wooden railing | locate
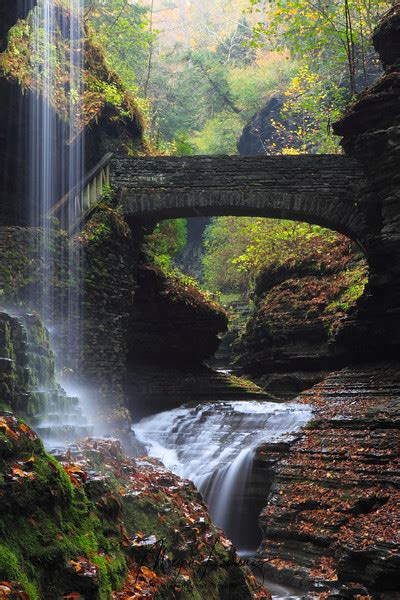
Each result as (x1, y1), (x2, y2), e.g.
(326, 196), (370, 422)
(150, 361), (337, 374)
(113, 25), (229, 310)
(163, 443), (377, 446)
(49, 152), (113, 233)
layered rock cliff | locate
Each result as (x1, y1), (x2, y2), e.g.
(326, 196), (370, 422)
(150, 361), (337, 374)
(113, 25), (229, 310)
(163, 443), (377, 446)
(78, 200), (235, 413)
(333, 3), (400, 355)
(232, 236), (367, 398)
(257, 363), (400, 599)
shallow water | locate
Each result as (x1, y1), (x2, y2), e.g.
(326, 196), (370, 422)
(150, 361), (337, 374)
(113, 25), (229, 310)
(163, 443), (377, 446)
(239, 551), (305, 599)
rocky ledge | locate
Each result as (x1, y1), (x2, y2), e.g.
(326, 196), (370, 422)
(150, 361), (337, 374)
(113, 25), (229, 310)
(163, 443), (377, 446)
(0, 418), (270, 600)
(127, 263), (228, 365)
(232, 237), (367, 398)
(125, 362), (272, 420)
(258, 362), (400, 599)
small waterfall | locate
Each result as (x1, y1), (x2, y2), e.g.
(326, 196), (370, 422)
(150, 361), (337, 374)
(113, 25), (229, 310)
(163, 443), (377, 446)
(24, 0), (88, 430)
(29, 0), (84, 370)
(134, 401), (313, 549)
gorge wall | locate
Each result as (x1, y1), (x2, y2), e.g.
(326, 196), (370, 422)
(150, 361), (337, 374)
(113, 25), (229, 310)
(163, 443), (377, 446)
(0, 0), (145, 226)
(254, 9), (400, 598)
(232, 236), (367, 398)
(333, 3), (400, 355)
(258, 363), (400, 599)
(79, 201), (235, 415)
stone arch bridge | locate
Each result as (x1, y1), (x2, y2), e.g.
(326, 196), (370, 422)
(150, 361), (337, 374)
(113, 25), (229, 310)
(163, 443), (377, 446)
(110, 155), (368, 248)
(109, 152), (397, 356)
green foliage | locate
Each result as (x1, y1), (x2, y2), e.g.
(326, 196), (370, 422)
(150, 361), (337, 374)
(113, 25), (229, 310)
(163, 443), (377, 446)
(246, 0), (392, 151)
(227, 55), (298, 118)
(203, 216), (338, 293)
(85, 0), (154, 92)
(161, 267), (221, 306)
(326, 261), (369, 314)
(145, 219), (188, 270)
(193, 111), (243, 155)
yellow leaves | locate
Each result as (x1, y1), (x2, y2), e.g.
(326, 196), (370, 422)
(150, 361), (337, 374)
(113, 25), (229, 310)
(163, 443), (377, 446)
(68, 559), (82, 574)
(0, 416), (37, 442)
(67, 557), (98, 580)
(63, 463), (87, 487)
(140, 566), (157, 580)
(0, 582), (29, 599)
(0, 417), (20, 440)
(10, 466), (35, 479)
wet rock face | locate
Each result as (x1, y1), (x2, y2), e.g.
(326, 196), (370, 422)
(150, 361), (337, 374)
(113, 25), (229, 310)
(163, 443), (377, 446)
(127, 263), (228, 366)
(124, 362), (270, 420)
(0, 311), (55, 416)
(373, 5), (400, 69)
(257, 363), (400, 598)
(0, 310), (90, 445)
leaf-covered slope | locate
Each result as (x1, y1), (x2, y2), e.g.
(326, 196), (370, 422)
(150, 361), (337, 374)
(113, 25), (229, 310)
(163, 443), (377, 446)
(0, 417), (269, 599)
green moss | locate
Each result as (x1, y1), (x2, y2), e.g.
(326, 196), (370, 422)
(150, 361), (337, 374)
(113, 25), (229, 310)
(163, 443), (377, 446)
(0, 420), (128, 599)
(0, 545), (39, 600)
(0, 8), (145, 147)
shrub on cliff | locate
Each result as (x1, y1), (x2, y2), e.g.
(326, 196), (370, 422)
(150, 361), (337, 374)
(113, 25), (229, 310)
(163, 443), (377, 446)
(0, 1), (146, 153)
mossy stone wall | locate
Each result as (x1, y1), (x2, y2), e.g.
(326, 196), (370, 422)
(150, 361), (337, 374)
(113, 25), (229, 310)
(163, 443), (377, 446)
(0, 311), (55, 418)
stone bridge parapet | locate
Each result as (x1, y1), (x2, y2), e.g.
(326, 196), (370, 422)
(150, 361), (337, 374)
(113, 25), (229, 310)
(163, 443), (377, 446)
(111, 155), (367, 244)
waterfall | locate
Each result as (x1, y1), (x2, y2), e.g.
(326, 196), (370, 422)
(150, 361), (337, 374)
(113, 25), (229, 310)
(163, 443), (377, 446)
(134, 401), (313, 550)
(29, 0), (84, 369)
(23, 0), (89, 442)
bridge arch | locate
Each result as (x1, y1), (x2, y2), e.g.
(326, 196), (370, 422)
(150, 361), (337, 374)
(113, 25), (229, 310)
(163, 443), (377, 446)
(111, 154), (368, 250)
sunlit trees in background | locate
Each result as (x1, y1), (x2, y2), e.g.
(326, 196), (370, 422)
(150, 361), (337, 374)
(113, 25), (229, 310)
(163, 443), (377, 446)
(246, 0), (394, 152)
(85, 0), (380, 297)
(86, 0), (393, 155)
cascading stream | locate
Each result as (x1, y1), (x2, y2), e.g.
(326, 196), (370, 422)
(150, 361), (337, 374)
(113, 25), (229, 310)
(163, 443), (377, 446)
(134, 401), (313, 550)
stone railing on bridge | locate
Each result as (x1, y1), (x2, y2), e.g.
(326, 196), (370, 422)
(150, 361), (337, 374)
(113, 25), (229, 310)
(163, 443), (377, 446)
(111, 154), (367, 244)
(49, 152), (113, 232)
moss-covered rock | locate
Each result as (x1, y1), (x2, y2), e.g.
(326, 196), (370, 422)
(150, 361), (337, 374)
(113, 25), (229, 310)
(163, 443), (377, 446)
(0, 417), (127, 599)
(0, 1), (147, 227)
(0, 418), (269, 599)
(0, 311), (56, 417)
(0, 2), (145, 150)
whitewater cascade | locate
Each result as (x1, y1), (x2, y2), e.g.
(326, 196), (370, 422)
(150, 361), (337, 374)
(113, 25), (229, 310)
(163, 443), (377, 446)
(134, 401), (313, 550)
(29, 0), (84, 367)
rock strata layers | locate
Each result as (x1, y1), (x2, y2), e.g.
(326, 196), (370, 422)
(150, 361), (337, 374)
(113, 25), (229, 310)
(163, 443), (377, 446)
(333, 3), (400, 354)
(258, 362), (400, 599)
(233, 237), (366, 398)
